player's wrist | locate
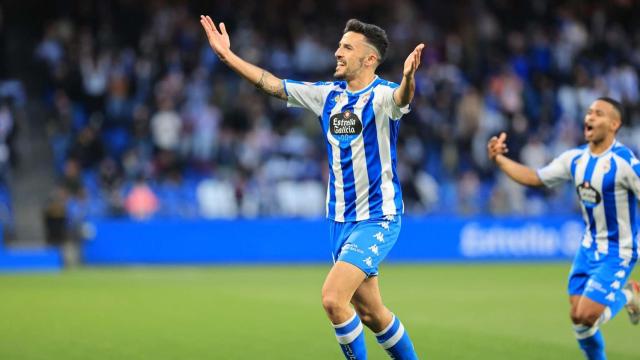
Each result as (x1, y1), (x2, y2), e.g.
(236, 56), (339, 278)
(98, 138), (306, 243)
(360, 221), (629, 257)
(217, 48), (234, 64)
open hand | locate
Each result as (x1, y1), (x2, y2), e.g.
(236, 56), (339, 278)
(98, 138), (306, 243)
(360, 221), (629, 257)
(403, 43), (425, 78)
(487, 132), (509, 161)
(200, 15), (231, 61)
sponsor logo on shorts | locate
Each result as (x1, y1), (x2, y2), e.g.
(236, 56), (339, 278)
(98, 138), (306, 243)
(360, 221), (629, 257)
(373, 232), (385, 243)
(615, 270), (626, 279)
(369, 244), (379, 256)
(342, 243), (363, 254)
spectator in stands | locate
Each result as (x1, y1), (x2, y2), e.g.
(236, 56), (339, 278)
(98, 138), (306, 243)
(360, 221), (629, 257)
(125, 176), (158, 220)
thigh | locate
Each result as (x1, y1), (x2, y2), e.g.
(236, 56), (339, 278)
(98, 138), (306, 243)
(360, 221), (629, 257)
(322, 260), (368, 304)
(337, 215), (401, 277)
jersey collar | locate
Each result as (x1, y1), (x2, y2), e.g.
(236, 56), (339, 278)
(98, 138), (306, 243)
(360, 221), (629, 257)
(344, 76), (380, 96)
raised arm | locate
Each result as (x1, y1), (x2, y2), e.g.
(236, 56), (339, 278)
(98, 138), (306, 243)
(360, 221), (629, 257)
(393, 43), (424, 107)
(200, 15), (287, 100)
(488, 132), (544, 187)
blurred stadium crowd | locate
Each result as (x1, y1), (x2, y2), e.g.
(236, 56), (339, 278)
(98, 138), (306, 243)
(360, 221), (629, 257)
(2, 0), (640, 227)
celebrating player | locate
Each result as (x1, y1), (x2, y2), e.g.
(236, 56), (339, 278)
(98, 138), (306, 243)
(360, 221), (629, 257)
(487, 97), (640, 359)
(201, 16), (422, 359)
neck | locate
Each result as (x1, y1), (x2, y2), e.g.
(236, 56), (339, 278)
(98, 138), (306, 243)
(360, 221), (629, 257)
(346, 73), (376, 92)
(589, 136), (615, 155)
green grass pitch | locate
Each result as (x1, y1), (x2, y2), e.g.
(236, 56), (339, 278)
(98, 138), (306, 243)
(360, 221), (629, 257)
(0, 263), (637, 359)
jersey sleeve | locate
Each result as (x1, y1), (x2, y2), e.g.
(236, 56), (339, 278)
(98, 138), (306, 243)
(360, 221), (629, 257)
(283, 80), (331, 116)
(536, 149), (580, 188)
(375, 84), (410, 120)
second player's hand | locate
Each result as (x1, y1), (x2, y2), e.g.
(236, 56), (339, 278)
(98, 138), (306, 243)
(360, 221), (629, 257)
(200, 15), (231, 61)
(403, 43), (425, 78)
(487, 132), (509, 161)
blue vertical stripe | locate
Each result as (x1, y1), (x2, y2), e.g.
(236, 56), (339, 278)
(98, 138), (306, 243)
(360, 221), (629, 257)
(340, 146), (357, 219)
(582, 156), (599, 251)
(361, 93), (382, 218)
(389, 118), (403, 213)
(323, 91), (340, 219)
(602, 157), (619, 257)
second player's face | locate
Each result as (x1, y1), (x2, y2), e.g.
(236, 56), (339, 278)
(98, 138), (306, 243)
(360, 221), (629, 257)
(583, 100), (619, 144)
(334, 32), (372, 80)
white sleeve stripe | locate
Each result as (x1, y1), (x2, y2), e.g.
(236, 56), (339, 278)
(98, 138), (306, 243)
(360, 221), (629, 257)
(591, 156), (608, 254)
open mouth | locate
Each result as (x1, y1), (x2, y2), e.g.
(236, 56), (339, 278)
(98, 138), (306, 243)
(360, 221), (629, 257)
(584, 124), (594, 135)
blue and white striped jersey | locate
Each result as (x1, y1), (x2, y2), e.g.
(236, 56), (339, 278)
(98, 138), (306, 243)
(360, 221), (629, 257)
(537, 141), (640, 260)
(283, 76), (408, 222)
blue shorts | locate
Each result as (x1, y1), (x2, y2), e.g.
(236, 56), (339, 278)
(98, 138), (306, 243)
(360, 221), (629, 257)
(568, 246), (636, 306)
(329, 215), (401, 277)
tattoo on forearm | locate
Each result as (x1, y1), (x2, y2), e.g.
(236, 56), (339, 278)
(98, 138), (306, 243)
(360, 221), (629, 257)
(255, 70), (287, 100)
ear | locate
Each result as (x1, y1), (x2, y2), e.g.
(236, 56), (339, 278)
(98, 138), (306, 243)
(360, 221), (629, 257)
(365, 53), (378, 67)
(611, 116), (622, 132)
(615, 118), (622, 131)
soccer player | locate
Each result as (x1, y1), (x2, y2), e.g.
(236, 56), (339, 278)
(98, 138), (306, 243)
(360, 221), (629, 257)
(200, 16), (421, 359)
(487, 97), (640, 360)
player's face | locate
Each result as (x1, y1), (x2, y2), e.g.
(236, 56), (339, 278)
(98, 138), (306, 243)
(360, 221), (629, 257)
(334, 32), (376, 80)
(583, 100), (620, 144)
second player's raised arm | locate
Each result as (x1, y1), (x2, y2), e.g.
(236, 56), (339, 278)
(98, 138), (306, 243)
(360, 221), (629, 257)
(393, 43), (424, 107)
(200, 15), (287, 100)
(488, 133), (544, 187)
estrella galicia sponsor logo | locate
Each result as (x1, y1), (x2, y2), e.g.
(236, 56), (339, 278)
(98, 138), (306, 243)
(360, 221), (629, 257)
(459, 221), (582, 258)
(576, 181), (601, 208)
(330, 110), (362, 143)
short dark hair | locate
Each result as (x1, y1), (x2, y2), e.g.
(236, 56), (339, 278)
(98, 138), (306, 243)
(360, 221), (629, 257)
(343, 19), (389, 63)
(596, 96), (625, 124)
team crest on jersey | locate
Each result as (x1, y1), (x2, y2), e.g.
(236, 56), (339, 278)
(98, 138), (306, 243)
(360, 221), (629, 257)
(330, 110), (363, 143)
(576, 181), (601, 208)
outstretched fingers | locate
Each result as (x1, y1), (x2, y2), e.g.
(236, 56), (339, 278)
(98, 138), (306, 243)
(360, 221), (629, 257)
(200, 15), (214, 36)
(413, 43), (424, 69)
(201, 15), (219, 35)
